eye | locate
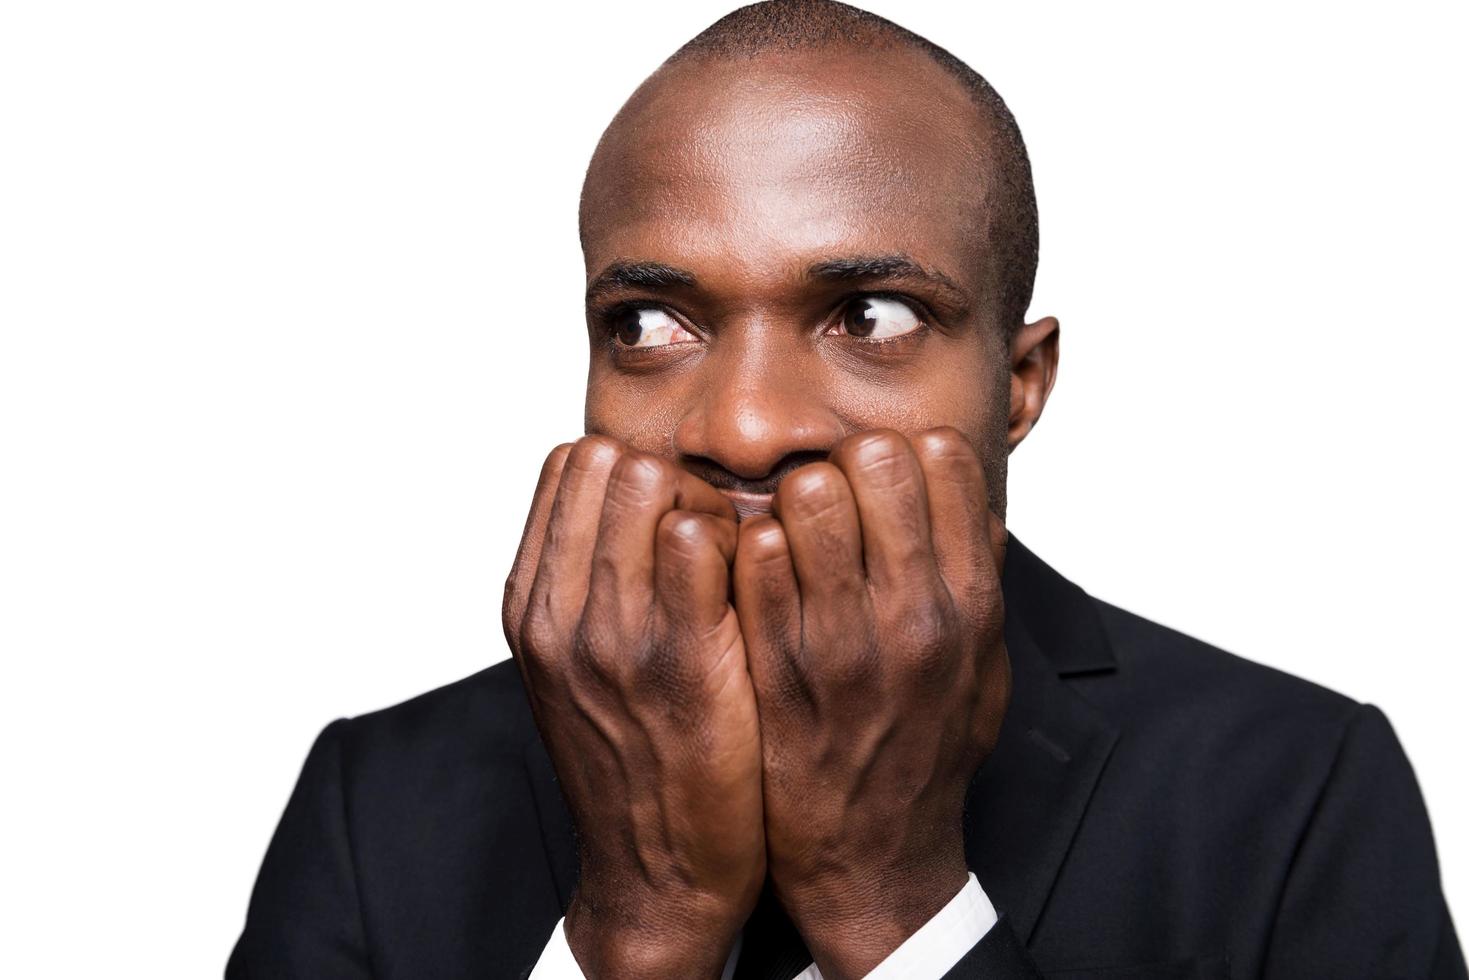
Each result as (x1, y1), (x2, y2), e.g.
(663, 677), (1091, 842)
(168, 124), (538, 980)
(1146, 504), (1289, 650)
(610, 306), (696, 348)
(831, 296), (924, 340)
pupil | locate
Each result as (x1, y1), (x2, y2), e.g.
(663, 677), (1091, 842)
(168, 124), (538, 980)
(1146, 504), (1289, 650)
(846, 300), (877, 337)
(614, 310), (644, 346)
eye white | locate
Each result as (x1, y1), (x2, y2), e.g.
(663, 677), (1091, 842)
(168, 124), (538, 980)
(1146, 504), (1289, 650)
(840, 297), (923, 339)
(615, 307), (695, 348)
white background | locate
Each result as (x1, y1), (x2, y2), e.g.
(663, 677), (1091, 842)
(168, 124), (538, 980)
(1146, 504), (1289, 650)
(2, 1), (1465, 975)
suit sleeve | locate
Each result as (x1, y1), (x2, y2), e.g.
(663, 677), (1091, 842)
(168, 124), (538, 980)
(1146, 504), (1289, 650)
(1263, 704), (1466, 980)
(227, 720), (373, 979)
(939, 916), (1041, 979)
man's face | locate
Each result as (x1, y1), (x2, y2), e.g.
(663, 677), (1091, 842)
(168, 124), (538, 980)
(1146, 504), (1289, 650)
(580, 46), (1018, 520)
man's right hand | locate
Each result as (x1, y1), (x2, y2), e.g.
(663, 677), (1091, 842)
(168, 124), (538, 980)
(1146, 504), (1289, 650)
(502, 437), (765, 979)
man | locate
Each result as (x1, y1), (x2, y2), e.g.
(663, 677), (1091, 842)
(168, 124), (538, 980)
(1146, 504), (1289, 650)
(229, 2), (1464, 977)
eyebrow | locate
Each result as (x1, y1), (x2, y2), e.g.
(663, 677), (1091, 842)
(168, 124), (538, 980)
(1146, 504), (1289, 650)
(806, 254), (972, 314)
(585, 261), (698, 304)
(584, 253), (972, 316)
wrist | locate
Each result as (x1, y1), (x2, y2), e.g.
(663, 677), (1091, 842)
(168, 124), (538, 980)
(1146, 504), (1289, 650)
(780, 858), (970, 980)
(564, 887), (743, 980)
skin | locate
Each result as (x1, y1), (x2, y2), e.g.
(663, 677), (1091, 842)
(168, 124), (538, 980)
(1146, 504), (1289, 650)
(502, 43), (1060, 980)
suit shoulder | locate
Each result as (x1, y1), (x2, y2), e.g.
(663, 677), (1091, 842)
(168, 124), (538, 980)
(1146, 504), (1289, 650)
(1086, 597), (1363, 743)
(284, 661), (563, 965)
(332, 659), (535, 771)
(1069, 599), (1410, 866)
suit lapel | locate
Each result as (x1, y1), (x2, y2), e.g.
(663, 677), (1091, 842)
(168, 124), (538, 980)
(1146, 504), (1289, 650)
(964, 537), (1120, 942)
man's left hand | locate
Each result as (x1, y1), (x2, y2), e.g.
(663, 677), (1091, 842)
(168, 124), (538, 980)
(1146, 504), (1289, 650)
(733, 427), (1011, 980)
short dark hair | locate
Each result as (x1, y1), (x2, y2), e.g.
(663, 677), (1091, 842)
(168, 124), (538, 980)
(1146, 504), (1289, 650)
(666, 0), (1039, 335)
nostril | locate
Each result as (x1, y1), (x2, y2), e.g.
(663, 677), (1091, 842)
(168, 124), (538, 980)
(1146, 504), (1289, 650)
(678, 450), (832, 495)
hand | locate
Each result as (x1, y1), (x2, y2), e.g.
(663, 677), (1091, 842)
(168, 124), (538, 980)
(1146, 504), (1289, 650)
(503, 437), (766, 979)
(733, 427), (1011, 980)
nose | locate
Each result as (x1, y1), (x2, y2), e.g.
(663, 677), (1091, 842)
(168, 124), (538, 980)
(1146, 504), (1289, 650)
(673, 333), (845, 484)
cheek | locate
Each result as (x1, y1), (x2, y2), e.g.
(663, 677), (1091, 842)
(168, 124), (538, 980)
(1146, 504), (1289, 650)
(583, 362), (689, 457)
(828, 347), (1012, 516)
(828, 348), (1007, 451)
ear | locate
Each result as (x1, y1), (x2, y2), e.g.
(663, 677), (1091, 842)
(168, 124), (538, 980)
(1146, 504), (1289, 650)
(1008, 316), (1060, 452)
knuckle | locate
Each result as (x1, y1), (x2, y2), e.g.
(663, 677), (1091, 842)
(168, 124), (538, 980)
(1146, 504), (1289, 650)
(888, 594), (952, 658)
(738, 517), (789, 564)
(657, 509), (711, 555)
(581, 608), (678, 693)
(500, 572), (523, 623)
(837, 429), (915, 484)
(844, 427), (907, 460)
(566, 434), (624, 473)
(913, 426), (974, 462)
(775, 463), (846, 519)
(606, 450), (671, 501)
(587, 545), (623, 595)
(890, 534), (934, 571)
(518, 606), (562, 664)
(542, 441), (575, 473)
(570, 616), (622, 682)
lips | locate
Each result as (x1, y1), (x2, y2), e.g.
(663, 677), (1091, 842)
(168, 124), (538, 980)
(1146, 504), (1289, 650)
(720, 489), (775, 522)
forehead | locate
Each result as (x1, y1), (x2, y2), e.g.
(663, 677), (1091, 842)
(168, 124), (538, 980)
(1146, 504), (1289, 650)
(581, 47), (993, 283)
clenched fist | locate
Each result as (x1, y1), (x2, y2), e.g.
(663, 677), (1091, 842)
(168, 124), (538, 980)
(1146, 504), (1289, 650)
(734, 428), (1010, 980)
(502, 437), (765, 978)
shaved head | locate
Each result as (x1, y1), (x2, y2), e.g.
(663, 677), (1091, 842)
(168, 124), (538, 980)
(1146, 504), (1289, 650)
(581, 0), (1038, 335)
(575, 0), (1062, 522)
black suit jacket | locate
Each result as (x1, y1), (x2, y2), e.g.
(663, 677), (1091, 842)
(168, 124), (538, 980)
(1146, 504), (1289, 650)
(228, 539), (1466, 979)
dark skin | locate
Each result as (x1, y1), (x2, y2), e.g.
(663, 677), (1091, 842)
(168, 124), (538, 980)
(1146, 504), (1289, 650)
(503, 46), (1060, 980)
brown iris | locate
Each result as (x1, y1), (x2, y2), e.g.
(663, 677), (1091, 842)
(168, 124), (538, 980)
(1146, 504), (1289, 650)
(614, 308), (645, 346)
(843, 299), (879, 338)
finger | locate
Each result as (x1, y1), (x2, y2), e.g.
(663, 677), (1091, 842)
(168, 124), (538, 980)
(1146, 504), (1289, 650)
(769, 461), (869, 621)
(502, 443), (573, 655)
(670, 466), (738, 521)
(653, 509), (739, 641)
(732, 516), (806, 707)
(585, 454), (736, 626)
(827, 429), (940, 593)
(910, 427), (996, 604)
(521, 435), (626, 647)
